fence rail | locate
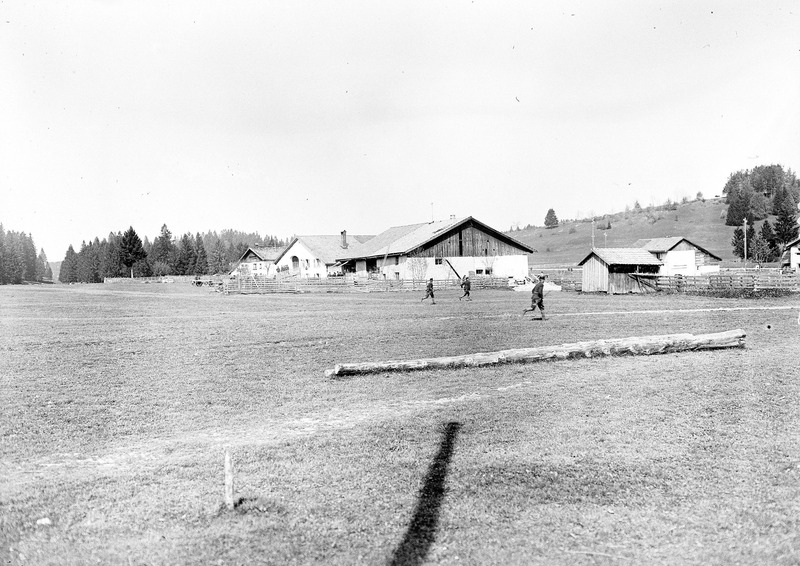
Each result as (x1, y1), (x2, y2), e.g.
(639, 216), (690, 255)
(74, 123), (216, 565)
(654, 271), (799, 293)
(223, 276), (514, 295)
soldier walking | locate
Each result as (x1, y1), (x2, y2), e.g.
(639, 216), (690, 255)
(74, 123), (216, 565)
(459, 275), (471, 301)
(522, 274), (546, 320)
(421, 278), (436, 304)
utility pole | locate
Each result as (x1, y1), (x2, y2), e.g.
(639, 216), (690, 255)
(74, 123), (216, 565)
(591, 219), (596, 248)
(743, 218), (747, 268)
(604, 232), (607, 248)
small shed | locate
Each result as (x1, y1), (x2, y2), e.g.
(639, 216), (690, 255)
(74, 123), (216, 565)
(577, 248), (663, 294)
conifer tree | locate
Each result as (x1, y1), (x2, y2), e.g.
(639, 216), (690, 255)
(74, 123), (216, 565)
(174, 233), (196, 275)
(60, 245), (79, 283)
(731, 227), (745, 260)
(544, 208), (559, 228)
(208, 238), (228, 274)
(36, 248), (49, 281)
(193, 233), (209, 275)
(775, 202), (799, 246)
(759, 220), (778, 261)
(101, 233), (125, 278)
(0, 224), (6, 284)
(119, 227), (147, 278)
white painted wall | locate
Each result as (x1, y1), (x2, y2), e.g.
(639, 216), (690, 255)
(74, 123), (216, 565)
(233, 260), (277, 278)
(274, 241), (328, 278)
(661, 250), (696, 276)
(790, 245), (800, 271)
(360, 255), (529, 280)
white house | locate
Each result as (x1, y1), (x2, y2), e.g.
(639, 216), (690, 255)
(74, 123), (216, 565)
(336, 216), (534, 281)
(633, 237), (722, 276)
(230, 246), (285, 278)
(273, 233), (374, 278)
(783, 235), (800, 271)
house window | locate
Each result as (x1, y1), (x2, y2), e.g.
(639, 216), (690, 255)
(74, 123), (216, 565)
(485, 268), (492, 275)
(476, 269), (484, 275)
(435, 258), (443, 265)
(395, 256), (399, 265)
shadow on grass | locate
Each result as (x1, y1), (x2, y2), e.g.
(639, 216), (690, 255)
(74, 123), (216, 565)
(389, 421), (461, 566)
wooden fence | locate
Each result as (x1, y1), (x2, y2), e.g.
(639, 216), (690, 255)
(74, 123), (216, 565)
(104, 275), (225, 285)
(223, 275), (514, 295)
(654, 270), (799, 294)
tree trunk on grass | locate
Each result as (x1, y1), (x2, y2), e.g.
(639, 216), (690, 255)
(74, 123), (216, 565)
(324, 329), (746, 378)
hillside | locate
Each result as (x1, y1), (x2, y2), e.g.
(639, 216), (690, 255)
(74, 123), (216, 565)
(508, 197), (762, 268)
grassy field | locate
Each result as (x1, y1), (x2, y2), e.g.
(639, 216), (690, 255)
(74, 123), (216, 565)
(2, 283), (799, 565)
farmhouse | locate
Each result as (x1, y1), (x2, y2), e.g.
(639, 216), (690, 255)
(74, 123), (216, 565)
(578, 248), (662, 294)
(783, 235), (800, 271)
(633, 237), (721, 275)
(336, 216), (534, 281)
(231, 246), (285, 278)
(273, 233), (374, 278)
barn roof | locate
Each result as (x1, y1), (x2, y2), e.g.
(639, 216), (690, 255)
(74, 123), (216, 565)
(633, 237), (722, 261)
(275, 234), (374, 265)
(577, 248), (663, 266)
(784, 235), (800, 249)
(238, 246), (285, 262)
(336, 216), (534, 260)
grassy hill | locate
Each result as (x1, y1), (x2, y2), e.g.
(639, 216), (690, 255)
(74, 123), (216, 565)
(507, 197), (764, 268)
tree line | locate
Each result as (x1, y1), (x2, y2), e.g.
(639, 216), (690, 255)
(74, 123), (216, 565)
(0, 225), (51, 284)
(724, 164), (799, 226)
(723, 164), (799, 263)
(58, 225), (287, 283)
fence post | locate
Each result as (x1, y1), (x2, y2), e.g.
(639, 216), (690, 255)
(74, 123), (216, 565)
(224, 449), (235, 511)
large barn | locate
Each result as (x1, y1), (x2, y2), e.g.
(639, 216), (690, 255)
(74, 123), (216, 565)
(578, 248), (663, 294)
(336, 216), (534, 281)
(633, 237), (721, 275)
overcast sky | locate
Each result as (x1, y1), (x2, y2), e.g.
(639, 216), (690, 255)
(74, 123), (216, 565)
(2, 1), (799, 259)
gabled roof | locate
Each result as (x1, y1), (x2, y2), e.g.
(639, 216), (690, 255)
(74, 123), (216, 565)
(633, 237), (722, 261)
(337, 216), (534, 260)
(578, 248), (663, 266)
(237, 246), (285, 263)
(785, 235), (800, 249)
(275, 234), (374, 265)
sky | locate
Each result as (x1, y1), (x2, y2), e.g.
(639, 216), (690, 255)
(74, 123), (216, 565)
(2, 1), (799, 259)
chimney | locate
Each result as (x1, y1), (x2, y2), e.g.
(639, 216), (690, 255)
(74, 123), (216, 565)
(340, 230), (348, 249)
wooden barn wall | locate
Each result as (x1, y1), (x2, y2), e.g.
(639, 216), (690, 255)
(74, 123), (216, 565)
(413, 226), (528, 258)
(581, 256), (608, 292)
(608, 273), (647, 294)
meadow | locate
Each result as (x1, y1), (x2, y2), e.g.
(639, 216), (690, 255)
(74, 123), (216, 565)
(1, 283), (799, 565)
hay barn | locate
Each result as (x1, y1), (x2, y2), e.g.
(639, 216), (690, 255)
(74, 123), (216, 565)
(336, 216), (534, 281)
(578, 248), (663, 294)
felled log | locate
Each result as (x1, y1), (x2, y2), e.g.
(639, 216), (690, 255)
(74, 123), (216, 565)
(324, 329), (745, 378)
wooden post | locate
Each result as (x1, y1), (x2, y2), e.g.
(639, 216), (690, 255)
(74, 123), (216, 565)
(324, 329), (746, 378)
(224, 449), (235, 511)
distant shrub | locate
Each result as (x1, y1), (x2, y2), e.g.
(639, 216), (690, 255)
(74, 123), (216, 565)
(568, 226), (577, 234)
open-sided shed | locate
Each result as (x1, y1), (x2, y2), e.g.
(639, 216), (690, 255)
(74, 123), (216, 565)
(577, 248), (663, 294)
